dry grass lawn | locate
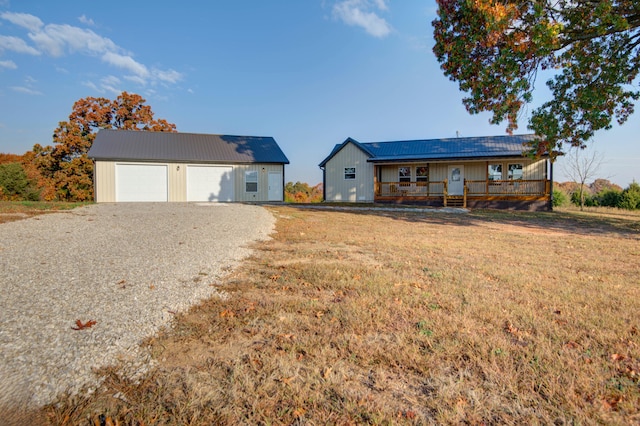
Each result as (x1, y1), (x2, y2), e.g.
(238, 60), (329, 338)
(39, 206), (640, 424)
(0, 201), (87, 224)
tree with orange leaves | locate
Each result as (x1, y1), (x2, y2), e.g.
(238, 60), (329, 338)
(32, 92), (176, 201)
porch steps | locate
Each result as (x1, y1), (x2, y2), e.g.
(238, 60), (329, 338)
(445, 196), (465, 208)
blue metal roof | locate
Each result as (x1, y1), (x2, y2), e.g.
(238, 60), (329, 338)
(89, 129), (290, 164)
(319, 134), (540, 166)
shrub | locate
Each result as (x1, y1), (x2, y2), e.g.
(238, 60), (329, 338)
(570, 189), (596, 207)
(619, 182), (640, 210)
(552, 189), (567, 207)
(0, 162), (39, 200)
(596, 189), (622, 208)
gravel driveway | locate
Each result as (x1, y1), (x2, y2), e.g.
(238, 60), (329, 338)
(0, 203), (274, 410)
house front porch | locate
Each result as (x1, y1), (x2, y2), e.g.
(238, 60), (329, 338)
(375, 179), (551, 210)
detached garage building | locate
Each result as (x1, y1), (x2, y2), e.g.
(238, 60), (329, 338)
(88, 129), (289, 203)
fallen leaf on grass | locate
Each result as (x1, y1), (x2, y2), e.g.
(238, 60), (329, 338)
(277, 333), (296, 341)
(276, 376), (295, 386)
(322, 367), (332, 379)
(602, 395), (622, 410)
(611, 353), (627, 362)
(71, 319), (96, 330)
(219, 309), (236, 318)
(565, 341), (580, 349)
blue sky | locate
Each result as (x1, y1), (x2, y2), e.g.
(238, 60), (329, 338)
(0, 0), (638, 187)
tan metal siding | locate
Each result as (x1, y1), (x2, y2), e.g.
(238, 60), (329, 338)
(376, 159), (546, 182)
(464, 163), (486, 181)
(94, 161), (116, 202)
(483, 158), (546, 180)
(169, 163), (186, 201)
(94, 161), (285, 203)
(233, 164), (284, 202)
(523, 159), (546, 180)
(381, 166), (398, 182)
(429, 164), (448, 181)
(324, 143), (374, 202)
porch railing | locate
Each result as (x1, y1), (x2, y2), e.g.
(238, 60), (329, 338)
(376, 181), (446, 197)
(375, 179), (549, 198)
(466, 179), (549, 196)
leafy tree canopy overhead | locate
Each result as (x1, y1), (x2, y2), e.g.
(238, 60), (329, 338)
(432, 0), (640, 159)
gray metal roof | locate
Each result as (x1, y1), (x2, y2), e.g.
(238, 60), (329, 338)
(319, 134), (541, 166)
(88, 129), (289, 164)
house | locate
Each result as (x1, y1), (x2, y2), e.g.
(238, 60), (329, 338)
(318, 134), (553, 210)
(88, 129), (289, 203)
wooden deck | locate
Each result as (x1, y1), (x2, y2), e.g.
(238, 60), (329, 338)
(374, 179), (551, 210)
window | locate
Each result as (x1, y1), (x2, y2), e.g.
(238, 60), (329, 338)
(399, 167), (411, 182)
(508, 163), (523, 180)
(488, 164), (502, 181)
(416, 166), (428, 182)
(245, 170), (258, 192)
(344, 167), (356, 180)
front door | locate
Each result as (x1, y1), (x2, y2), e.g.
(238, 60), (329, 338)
(268, 171), (282, 201)
(448, 165), (464, 195)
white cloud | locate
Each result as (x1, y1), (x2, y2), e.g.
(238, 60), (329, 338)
(78, 15), (95, 26)
(99, 75), (122, 95)
(0, 12), (183, 88)
(0, 35), (40, 55)
(102, 51), (149, 78)
(154, 68), (182, 84)
(124, 75), (147, 86)
(1, 11), (43, 32)
(28, 24), (118, 57)
(333, 0), (392, 38)
(11, 85), (42, 95)
(372, 0), (388, 11)
(82, 75), (122, 95)
(0, 59), (17, 69)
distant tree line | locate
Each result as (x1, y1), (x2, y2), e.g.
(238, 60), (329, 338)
(284, 181), (323, 203)
(0, 92), (175, 202)
(554, 179), (640, 210)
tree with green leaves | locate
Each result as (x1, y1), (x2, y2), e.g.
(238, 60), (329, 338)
(32, 92), (176, 201)
(433, 0), (640, 158)
(0, 162), (38, 200)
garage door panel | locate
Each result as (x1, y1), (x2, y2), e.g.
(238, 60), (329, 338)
(116, 164), (168, 202)
(187, 166), (234, 202)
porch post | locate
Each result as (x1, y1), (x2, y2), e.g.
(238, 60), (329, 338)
(549, 159), (554, 211)
(374, 165), (378, 197)
(485, 161), (489, 195)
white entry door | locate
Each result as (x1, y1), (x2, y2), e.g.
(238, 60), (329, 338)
(448, 165), (464, 196)
(268, 172), (282, 201)
(116, 164), (168, 202)
(187, 165), (234, 202)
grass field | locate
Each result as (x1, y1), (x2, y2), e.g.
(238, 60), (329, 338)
(25, 205), (640, 424)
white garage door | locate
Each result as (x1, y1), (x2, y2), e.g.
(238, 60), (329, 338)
(116, 164), (168, 202)
(187, 165), (234, 202)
